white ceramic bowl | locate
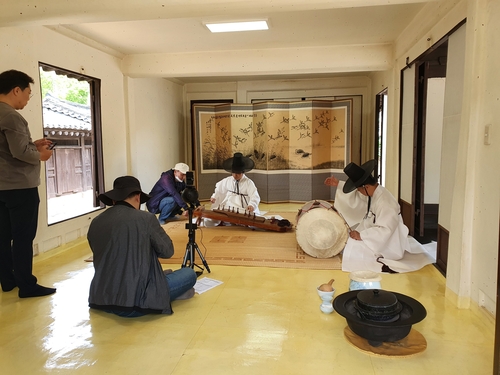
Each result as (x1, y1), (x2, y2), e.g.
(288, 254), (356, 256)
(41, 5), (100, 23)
(349, 270), (382, 291)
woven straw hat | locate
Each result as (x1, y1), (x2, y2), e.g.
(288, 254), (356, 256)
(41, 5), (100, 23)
(296, 200), (348, 258)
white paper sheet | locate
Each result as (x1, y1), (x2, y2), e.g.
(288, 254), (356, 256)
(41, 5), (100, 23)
(194, 277), (223, 294)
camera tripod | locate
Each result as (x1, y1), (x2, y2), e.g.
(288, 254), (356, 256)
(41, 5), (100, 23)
(181, 207), (211, 276)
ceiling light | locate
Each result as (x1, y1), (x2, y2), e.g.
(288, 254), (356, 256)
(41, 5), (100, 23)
(205, 21), (268, 33)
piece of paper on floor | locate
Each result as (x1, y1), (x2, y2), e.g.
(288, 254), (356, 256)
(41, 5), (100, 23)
(194, 277), (223, 294)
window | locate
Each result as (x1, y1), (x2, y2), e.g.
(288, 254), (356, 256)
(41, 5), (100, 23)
(374, 89), (388, 186)
(39, 63), (105, 224)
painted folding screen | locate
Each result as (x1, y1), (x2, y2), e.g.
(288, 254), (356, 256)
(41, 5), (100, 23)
(193, 99), (352, 202)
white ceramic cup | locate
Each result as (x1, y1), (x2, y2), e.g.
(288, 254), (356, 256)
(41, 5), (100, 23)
(316, 287), (335, 314)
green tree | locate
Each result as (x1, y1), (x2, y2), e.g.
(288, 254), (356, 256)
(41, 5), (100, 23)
(39, 68), (89, 105)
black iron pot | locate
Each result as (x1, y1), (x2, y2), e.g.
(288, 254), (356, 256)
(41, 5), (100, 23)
(333, 289), (426, 347)
(354, 289), (403, 322)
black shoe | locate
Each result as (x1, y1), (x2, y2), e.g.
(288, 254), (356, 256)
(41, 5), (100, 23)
(1, 282), (17, 292)
(18, 284), (56, 298)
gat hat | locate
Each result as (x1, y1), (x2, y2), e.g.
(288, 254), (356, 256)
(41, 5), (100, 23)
(98, 176), (150, 206)
(343, 159), (377, 194)
(173, 163), (189, 174)
(223, 152), (254, 173)
(295, 200), (349, 258)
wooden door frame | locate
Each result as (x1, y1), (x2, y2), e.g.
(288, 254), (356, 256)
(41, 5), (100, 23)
(494, 215), (500, 374)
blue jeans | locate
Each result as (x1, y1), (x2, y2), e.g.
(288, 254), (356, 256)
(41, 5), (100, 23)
(158, 196), (180, 224)
(107, 267), (197, 318)
(165, 267), (197, 300)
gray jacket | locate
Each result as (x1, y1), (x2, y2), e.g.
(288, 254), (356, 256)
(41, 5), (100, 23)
(0, 102), (41, 190)
(88, 203), (175, 314)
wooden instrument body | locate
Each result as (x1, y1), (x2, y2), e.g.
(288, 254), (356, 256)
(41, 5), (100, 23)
(193, 208), (293, 232)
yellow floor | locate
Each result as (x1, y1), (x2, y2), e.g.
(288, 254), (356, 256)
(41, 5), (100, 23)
(0, 204), (495, 374)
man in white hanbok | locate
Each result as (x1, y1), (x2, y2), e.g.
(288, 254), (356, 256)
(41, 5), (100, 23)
(325, 160), (433, 273)
(206, 153), (260, 227)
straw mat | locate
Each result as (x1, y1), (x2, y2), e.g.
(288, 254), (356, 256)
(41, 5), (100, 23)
(158, 211), (341, 270)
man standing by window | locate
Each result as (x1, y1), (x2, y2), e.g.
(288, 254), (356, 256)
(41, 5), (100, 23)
(0, 69), (56, 298)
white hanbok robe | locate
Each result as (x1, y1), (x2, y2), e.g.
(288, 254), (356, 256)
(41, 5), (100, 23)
(335, 181), (433, 273)
(210, 175), (261, 214)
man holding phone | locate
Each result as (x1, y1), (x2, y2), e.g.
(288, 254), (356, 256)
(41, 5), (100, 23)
(0, 69), (56, 298)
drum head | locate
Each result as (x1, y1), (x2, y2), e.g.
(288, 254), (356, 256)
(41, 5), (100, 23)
(296, 207), (348, 258)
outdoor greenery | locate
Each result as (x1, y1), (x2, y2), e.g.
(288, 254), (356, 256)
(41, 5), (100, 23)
(39, 68), (90, 105)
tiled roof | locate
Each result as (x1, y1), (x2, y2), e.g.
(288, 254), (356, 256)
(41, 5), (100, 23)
(42, 92), (91, 131)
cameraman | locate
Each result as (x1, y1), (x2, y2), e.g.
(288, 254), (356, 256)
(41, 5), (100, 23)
(147, 163), (192, 224)
(88, 176), (197, 317)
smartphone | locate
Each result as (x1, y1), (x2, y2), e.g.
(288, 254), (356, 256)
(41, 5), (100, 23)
(48, 142), (57, 150)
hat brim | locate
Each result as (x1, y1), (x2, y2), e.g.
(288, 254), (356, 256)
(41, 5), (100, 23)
(222, 156), (254, 173)
(343, 160), (377, 193)
(99, 190), (150, 206)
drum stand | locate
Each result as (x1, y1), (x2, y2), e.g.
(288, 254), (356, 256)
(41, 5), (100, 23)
(182, 207), (211, 277)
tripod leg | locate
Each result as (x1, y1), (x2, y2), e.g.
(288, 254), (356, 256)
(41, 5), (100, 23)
(182, 242), (194, 269)
(194, 243), (211, 273)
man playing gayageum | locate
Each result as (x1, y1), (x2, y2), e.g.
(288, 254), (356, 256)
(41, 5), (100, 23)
(210, 152), (261, 214)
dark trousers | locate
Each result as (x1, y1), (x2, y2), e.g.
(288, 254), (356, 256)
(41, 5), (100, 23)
(0, 188), (39, 290)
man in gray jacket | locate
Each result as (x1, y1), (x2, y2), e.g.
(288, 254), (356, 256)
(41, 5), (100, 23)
(87, 176), (197, 317)
(0, 69), (55, 298)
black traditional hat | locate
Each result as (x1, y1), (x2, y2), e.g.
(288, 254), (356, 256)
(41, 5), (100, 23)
(342, 159), (377, 193)
(98, 176), (150, 206)
(223, 152), (254, 173)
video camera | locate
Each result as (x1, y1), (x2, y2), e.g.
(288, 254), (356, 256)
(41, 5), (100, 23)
(181, 171), (199, 208)
(180, 171), (210, 274)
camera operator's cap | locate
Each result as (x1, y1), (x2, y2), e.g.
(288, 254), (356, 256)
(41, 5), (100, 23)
(223, 152), (254, 173)
(98, 176), (151, 206)
(342, 159), (377, 193)
(174, 162), (189, 174)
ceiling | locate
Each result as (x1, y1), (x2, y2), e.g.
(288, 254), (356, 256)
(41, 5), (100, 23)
(1, 0), (432, 82)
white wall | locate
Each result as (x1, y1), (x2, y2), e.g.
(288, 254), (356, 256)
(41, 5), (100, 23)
(424, 78), (445, 204)
(0, 26), (127, 253)
(439, 26), (466, 233)
(0, 26), (185, 254)
(446, 0), (500, 313)
(392, 0), (500, 313)
(125, 77), (184, 192)
(468, 0), (500, 315)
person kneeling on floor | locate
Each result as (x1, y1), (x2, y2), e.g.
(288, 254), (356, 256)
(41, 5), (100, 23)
(87, 175), (197, 317)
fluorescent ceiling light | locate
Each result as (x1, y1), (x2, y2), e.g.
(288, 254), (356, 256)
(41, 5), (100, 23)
(205, 20), (268, 33)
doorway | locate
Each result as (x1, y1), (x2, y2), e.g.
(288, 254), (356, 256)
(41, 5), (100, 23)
(413, 43), (447, 245)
